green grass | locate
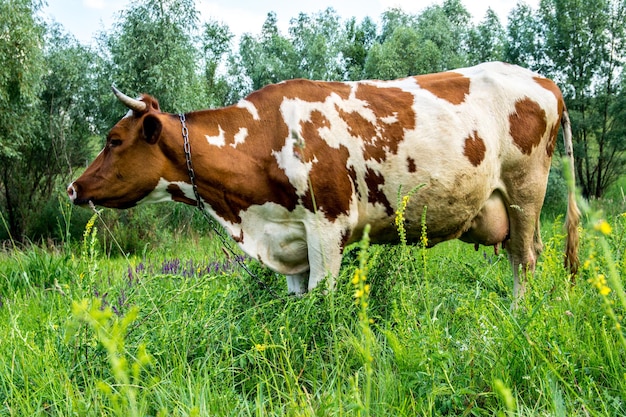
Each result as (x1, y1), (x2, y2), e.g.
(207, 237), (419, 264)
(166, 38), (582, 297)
(1, 208), (625, 416)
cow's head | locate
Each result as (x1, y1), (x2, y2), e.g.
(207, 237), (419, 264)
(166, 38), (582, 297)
(68, 87), (169, 208)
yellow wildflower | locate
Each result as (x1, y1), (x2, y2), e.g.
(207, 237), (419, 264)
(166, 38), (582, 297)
(594, 219), (612, 235)
(588, 274), (611, 296)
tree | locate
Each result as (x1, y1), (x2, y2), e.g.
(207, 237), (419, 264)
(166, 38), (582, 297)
(0, 0), (45, 239)
(202, 20), (234, 107)
(467, 8), (505, 65)
(415, 0), (470, 71)
(505, 3), (545, 70)
(364, 1), (471, 79)
(364, 26), (440, 79)
(40, 25), (101, 182)
(238, 12), (299, 91)
(288, 8), (346, 80)
(104, 0), (205, 116)
(540, 0), (626, 198)
(343, 17), (377, 81)
(378, 8), (417, 43)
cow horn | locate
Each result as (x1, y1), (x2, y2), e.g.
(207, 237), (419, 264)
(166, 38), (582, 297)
(111, 85), (147, 112)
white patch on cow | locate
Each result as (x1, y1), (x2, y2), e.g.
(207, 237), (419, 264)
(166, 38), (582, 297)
(237, 99), (260, 120)
(205, 126), (226, 147)
(232, 127), (248, 147)
(366, 77), (420, 91)
(381, 113), (399, 124)
(139, 178), (194, 204)
(272, 138), (314, 195)
(216, 202), (356, 293)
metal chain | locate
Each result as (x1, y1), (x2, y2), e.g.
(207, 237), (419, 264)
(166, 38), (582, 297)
(180, 114), (205, 213)
(178, 114), (283, 298)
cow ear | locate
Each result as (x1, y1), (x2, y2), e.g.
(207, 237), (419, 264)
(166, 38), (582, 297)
(142, 114), (162, 144)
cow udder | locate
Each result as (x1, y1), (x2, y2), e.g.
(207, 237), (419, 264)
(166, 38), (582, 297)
(459, 190), (509, 248)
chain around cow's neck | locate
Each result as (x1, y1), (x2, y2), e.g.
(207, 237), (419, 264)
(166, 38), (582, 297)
(179, 113), (206, 213)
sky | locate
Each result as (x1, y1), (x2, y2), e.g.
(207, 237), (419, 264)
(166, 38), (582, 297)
(43, 0), (539, 46)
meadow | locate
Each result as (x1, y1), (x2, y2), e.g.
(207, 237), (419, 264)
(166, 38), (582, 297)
(1, 191), (625, 416)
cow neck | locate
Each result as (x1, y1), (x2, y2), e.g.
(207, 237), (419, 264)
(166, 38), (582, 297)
(176, 114), (282, 299)
(174, 111), (246, 225)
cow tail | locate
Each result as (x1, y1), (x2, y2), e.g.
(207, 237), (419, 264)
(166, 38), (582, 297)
(561, 108), (580, 278)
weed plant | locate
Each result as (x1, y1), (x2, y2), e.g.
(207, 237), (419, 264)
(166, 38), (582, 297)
(1, 196), (625, 415)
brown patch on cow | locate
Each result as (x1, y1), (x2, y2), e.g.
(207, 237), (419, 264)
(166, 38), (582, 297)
(407, 157), (417, 173)
(340, 229), (352, 251)
(364, 167), (393, 216)
(463, 131), (486, 167)
(250, 79), (352, 104)
(347, 165), (362, 202)
(299, 110), (353, 220)
(533, 76), (565, 157)
(509, 98), (547, 155)
(337, 83), (415, 162)
(167, 183), (196, 205)
(336, 105), (386, 161)
(415, 71), (470, 105)
(533, 77), (564, 111)
(232, 229), (244, 243)
(546, 123), (559, 157)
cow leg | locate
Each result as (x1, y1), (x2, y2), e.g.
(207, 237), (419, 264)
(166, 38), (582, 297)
(533, 216), (543, 257)
(509, 216), (544, 307)
(306, 242), (343, 292)
(304, 222), (348, 292)
(506, 206), (540, 305)
(286, 273), (308, 295)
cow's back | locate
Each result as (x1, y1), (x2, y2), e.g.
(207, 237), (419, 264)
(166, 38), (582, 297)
(270, 63), (561, 246)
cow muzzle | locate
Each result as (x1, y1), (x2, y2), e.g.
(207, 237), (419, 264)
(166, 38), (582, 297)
(67, 183), (77, 203)
(67, 182), (91, 206)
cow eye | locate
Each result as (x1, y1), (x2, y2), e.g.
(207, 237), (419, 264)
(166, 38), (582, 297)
(109, 138), (123, 148)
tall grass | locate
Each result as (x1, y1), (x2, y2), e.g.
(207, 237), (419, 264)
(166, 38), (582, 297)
(1, 198), (625, 415)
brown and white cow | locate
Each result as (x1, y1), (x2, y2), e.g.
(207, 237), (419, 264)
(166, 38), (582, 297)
(68, 62), (579, 299)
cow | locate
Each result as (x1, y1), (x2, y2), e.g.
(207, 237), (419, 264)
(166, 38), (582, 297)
(68, 62), (580, 301)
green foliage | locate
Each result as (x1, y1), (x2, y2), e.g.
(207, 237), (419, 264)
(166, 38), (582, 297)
(68, 299), (153, 417)
(0, 0), (45, 161)
(505, 3), (545, 70)
(202, 20), (234, 107)
(539, 0), (626, 198)
(0, 0), (46, 238)
(343, 17), (377, 81)
(544, 165), (569, 217)
(2, 194), (626, 415)
(104, 0), (205, 115)
(4, 0), (626, 242)
(289, 8), (347, 81)
(237, 12), (299, 91)
(466, 8), (506, 65)
(365, 26), (437, 79)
